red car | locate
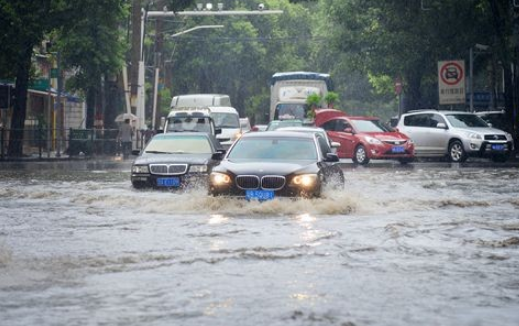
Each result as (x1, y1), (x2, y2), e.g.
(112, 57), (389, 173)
(314, 109), (415, 164)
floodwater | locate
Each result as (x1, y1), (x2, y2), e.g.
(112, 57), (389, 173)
(1, 160), (518, 326)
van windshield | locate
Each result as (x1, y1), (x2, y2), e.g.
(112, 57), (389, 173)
(212, 113), (240, 128)
(166, 117), (212, 133)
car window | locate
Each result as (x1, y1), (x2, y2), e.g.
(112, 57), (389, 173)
(430, 114), (446, 127)
(166, 117), (212, 133)
(404, 114), (433, 128)
(445, 114), (489, 128)
(212, 112), (240, 128)
(228, 138), (318, 161)
(350, 119), (390, 132)
(321, 120), (336, 131)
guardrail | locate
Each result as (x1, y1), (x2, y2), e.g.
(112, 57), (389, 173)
(0, 127), (153, 161)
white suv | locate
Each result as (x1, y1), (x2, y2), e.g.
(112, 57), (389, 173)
(396, 110), (514, 162)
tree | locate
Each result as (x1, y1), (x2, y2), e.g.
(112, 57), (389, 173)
(324, 91), (339, 109)
(57, 0), (127, 129)
(323, 0), (494, 111)
(0, 0), (83, 156)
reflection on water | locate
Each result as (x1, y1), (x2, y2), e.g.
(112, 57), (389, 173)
(0, 164), (519, 326)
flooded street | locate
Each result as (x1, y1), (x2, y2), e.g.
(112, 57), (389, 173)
(1, 160), (518, 326)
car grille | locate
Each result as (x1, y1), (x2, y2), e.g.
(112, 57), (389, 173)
(261, 176), (285, 190)
(484, 134), (506, 141)
(236, 175), (260, 189)
(383, 140), (407, 145)
(149, 164), (188, 175)
(235, 175), (286, 190)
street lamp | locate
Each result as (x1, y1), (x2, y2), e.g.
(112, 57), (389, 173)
(169, 25), (224, 38)
(469, 43), (490, 112)
(150, 24), (224, 129)
(136, 8), (283, 131)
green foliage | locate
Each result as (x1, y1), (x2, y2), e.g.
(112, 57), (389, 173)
(324, 91), (339, 107)
(322, 0), (495, 110)
(306, 93), (322, 107)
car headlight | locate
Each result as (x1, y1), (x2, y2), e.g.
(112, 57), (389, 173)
(467, 132), (483, 140)
(132, 165), (149, 173)
(365, 136), (383, 145)
(189, 164), (208, 173)
(291, 174), (318, 188)
(234, 131), (242, 140)
(210, 172), (232, 185)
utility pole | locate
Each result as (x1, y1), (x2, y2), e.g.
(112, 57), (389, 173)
(134, 6), (283, 130)
(130, 0), (142, 116)
(151, 0), (165, 130)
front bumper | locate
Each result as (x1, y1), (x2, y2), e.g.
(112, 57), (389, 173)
(464, 140), (513, 157)
(131, 173), (208, 189)
(209, 183), (322, 198)
(368, 144), (415, 160)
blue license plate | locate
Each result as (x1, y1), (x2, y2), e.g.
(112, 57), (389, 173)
(157, 177), (180, 187)
(491, 144), (505, 151)
(392, 146), (405, 153)
(246, 190), (275, 201)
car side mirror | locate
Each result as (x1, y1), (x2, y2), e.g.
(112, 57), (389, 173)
(325, 153), (340, 162)
(436, 122), (447, 129)
(131, 149), (141, 156)
(211, 150), (226, 160)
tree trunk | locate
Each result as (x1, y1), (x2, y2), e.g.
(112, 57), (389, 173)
(7, 44), (33, 156)
(86, 86), (96, 129)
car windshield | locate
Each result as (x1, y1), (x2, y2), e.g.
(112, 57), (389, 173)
(144, 136), (212, 154)
(266, 120), (304, 131)
(211, 113), (240, 128)
(446, 114), (489, 128)
(276, 104), (306, 120)
(166, 117), (212, 133)
(228, 137), (318, 161)
(350, 119), (391, 132)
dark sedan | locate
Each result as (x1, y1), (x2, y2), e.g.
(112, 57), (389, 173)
(209, 131), (345, 200)
(131, 133), (224, 189)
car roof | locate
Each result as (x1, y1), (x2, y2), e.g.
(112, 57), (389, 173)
(403, 110), (476, 115)
(277, 126), (325, 132)
(153, 132), (210, 139)
(242, 130), (315, 140)
(475, 110), (505, 115)
(207, 106), (238, 113)
(167, 108), (211, 118)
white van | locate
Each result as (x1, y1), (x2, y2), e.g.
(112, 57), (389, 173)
(170, 94), (231, 109)
(208, 106), (241, 149)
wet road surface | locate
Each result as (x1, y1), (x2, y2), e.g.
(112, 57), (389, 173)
(1, 159), (518, 326)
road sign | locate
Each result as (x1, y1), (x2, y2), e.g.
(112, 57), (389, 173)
(438, 60), (465, 105)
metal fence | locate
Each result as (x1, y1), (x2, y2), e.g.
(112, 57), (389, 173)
(0, 127), (150, 161)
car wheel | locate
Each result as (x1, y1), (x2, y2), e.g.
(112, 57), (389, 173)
(491, 154), (509, 163)
(353, 145), (370, 165)
(448, 140), (467, 163)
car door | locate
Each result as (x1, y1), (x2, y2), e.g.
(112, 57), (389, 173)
(320, 119), (356, 158)
(400, 113), (435, 155)
(426, 113), (451, 155)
